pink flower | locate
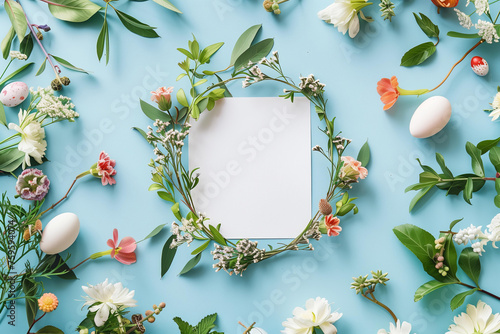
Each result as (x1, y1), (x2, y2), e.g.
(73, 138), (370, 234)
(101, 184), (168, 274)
(107, 229), (137, 265)
(16, 168), (50, 201)
(96, 151), (116, 186)
(339, 156), (368, 183)
(151, 87), (173, 111)
(325, 215), (342, 237)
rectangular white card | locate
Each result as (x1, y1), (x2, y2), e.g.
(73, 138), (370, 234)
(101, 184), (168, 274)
(188, 97), (311, 239)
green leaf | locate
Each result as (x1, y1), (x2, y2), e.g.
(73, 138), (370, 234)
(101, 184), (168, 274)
(51, 55), (88, 73)
(449, 218), (463, 231)
(48, 0), (101, 22)
(0, 148), (24, 172)
(179, 253), (202, 275)
(0, 62), (33, 87)
(22, 277), (38, 326)
(143, 224), (166, 240)
(152, 0), (182, 13)
(394, 224), (456, 282)
(171, 202), (182, 221)
(1, 27), (15, 60)
(413, 13), (440, 38)
(465, 141), (484, 177)
(489, 147), (500, 173)
(200, 42), (224, 64)
(158, 191), (174, 203)
(463, 178), (473, 205)
(477, 137), (500, 154)
(177, 89), (189, 107)
(161, 235), (177, 277)
(96, 18), (109, 63)
(233, 38), (274, 72)
(4, 0), (27, 41)
(230, 24), (262, 66)
(114, 9), (159, 38)
(36, 325), (64, 334)
(148, 183), (163, 191)
(173, 317), (194, 333)
(19, 33), (33, 58)
(450, 288), (479, 311)
(139, 99), (171, 122)
(209, 224), (227, 246)
(459, 247), (481, 286)
(401, 42), (436, 67)
(35, 58), (47, 76)
(444, 233), (458, 277)
(409, 185), (433, 212)
(357, 141), (370, 167)
(194, 313), (217, 334)
(436, 153), (453, 178)
(494, 195), (500, 208)
(191, 240), (210, 255)
(414, 280), (457, 302)
(0, 102), (6, 127)
(132, 126), (149, 141)
(447, 31), (481, 39)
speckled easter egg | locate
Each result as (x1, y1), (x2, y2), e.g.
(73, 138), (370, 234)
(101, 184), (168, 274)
(0, 82), (29, 107)
(40, 212), (80, 254)
(409, 96), (452, 138)
(471, 56), (489, 76)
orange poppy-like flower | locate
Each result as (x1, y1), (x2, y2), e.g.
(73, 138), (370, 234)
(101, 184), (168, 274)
(431, 0), (459, 8)
(377, 76), (400, 111)
(38, 293), (58, 313)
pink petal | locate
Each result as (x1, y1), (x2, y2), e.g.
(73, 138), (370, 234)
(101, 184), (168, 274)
(118, 237), (137, 253)
(110, 248), (116, 259)
(107, 239), (116, 249)
(113, 229), (118, 245)
(115, 252), (137, 265)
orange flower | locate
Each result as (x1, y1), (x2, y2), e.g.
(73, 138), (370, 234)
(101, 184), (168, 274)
(431, 0), (459, 8)
(377, 76), (400, 111)
(38, 293), (58, 313)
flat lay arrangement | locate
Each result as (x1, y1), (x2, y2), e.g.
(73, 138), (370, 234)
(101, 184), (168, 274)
(1, 0), (500, 333)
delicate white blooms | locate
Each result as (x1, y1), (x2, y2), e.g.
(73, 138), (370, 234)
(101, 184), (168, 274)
(170, 218), (196, 248)
(9, 51), (27, 60)
(475, 20), (499, 44)
(82, 279), (137, 327)
(31, 87), (79, 121)
(454, 9), (472, 29)
(446, 301), (500, 334)
(282, 297), (342, 334)
(470, 0), (490, 16)
(318, 0), (370, 38)
(378, 320), (414, 334)
(8, 110), (47, 168)
(299, 75), (326, 96)
(454, 224), (489, 255)
(487, 213), (500, 247)
(489, 92), (500, 121)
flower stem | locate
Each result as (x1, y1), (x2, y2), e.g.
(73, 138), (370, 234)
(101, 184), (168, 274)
(70, 257), (91, 271)
(429, 39), (484, 92)
(459, 282), (500, 301)
(0, 59), (14, 82)
(362, 292), (398, 323)
(27, 312), (46, 334)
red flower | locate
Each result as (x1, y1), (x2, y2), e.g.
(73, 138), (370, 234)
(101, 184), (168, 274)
(96, 151), (116, 186)
(325, 214), (342, 237)
(107, 229), (137, 265)
(377, 76), (400, 111)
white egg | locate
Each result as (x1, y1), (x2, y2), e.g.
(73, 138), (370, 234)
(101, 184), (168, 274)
(40, 212), (80, 254)
(409, 96), (451, 138)
(0, 82), (29, 107)
(249, 328), (267, 334)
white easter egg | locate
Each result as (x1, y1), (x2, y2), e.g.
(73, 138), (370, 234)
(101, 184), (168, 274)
(249, 328), (267, 334)
(0, 82), (29, 107)
(40, 212), (80, 254)
(409, 96), (451, 138)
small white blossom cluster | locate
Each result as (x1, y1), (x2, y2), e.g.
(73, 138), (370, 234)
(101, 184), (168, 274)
(212, 239), (266, 276)
(170, 218), (197, 248)
(148, 121), (190, 159)
(475, 20), (500, 44)
(454, 9), (472, 29)
(242, 65), (266, 88)
(298, 74), (326, 97)
(456, 1), (498, 44)
(454, 214), (500, 255)
(258, 51), (279, 66)
(10, 51), (27, 60)
(467, 0), (490, 16)
(212, 244), (235, 274)
(332, 136), (351, 153)
(32, 87), (78, 121)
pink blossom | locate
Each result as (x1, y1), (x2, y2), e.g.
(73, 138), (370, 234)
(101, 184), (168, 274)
(16, 168), (50, 201)
(96, 151), (116, 186)
(340, 156), (368, 182)
(106, 229), (137, 265)
(151, 87), (173, 104)
(325, 214), (342, 237)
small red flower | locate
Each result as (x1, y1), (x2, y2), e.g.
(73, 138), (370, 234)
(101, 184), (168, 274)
(377, 76), (400, 111)
(96, 151), (116, 186)
(107, 229), (137, 265)
(325, 214), (342, 237)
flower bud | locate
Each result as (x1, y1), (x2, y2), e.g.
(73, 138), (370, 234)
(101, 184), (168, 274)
(37, 32), (43, 40)
(159, 302), (166, 308)
(60, 76), (70, 86)
(318, 199), (333, 216)
(51, 79), (62, 91)
(262, 0), (273, 11)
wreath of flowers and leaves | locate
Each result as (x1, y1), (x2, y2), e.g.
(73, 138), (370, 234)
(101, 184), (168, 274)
(136, 25), (371, 276)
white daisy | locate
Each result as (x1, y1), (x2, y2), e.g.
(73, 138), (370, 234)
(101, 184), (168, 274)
(447, 301), (500, 334)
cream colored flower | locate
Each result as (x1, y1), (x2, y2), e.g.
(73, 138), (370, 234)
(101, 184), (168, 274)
(489, 92), (500, 121)
(318, 0), (371, 38)
(8, 110), (47, 168)
(446, 301), (500, 334)
(282, 297), (342, 334)
(378, 320), (413, 334)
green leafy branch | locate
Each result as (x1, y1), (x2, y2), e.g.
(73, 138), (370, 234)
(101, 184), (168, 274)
(401, 13), (440, 67)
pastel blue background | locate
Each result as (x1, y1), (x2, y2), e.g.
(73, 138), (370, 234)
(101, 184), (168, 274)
(1, 0), (500, 333)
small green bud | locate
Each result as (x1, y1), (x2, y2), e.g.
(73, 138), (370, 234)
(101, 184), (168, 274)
(51, 79), (62, 91)
(60, 76), (70, 86)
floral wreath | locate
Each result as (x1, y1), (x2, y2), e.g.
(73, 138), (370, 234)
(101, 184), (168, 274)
(136, 25), (370, 276)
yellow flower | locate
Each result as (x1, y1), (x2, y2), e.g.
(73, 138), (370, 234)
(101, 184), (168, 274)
(38, 293), (58, 313)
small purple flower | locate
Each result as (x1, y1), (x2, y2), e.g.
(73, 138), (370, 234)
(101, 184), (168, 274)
(36, 24), (51, 32)
(16, 169), (50, 201)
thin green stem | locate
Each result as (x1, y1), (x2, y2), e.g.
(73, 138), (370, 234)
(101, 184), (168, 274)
(0, 59), (14, 81)
(362, 292), (398, 323)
